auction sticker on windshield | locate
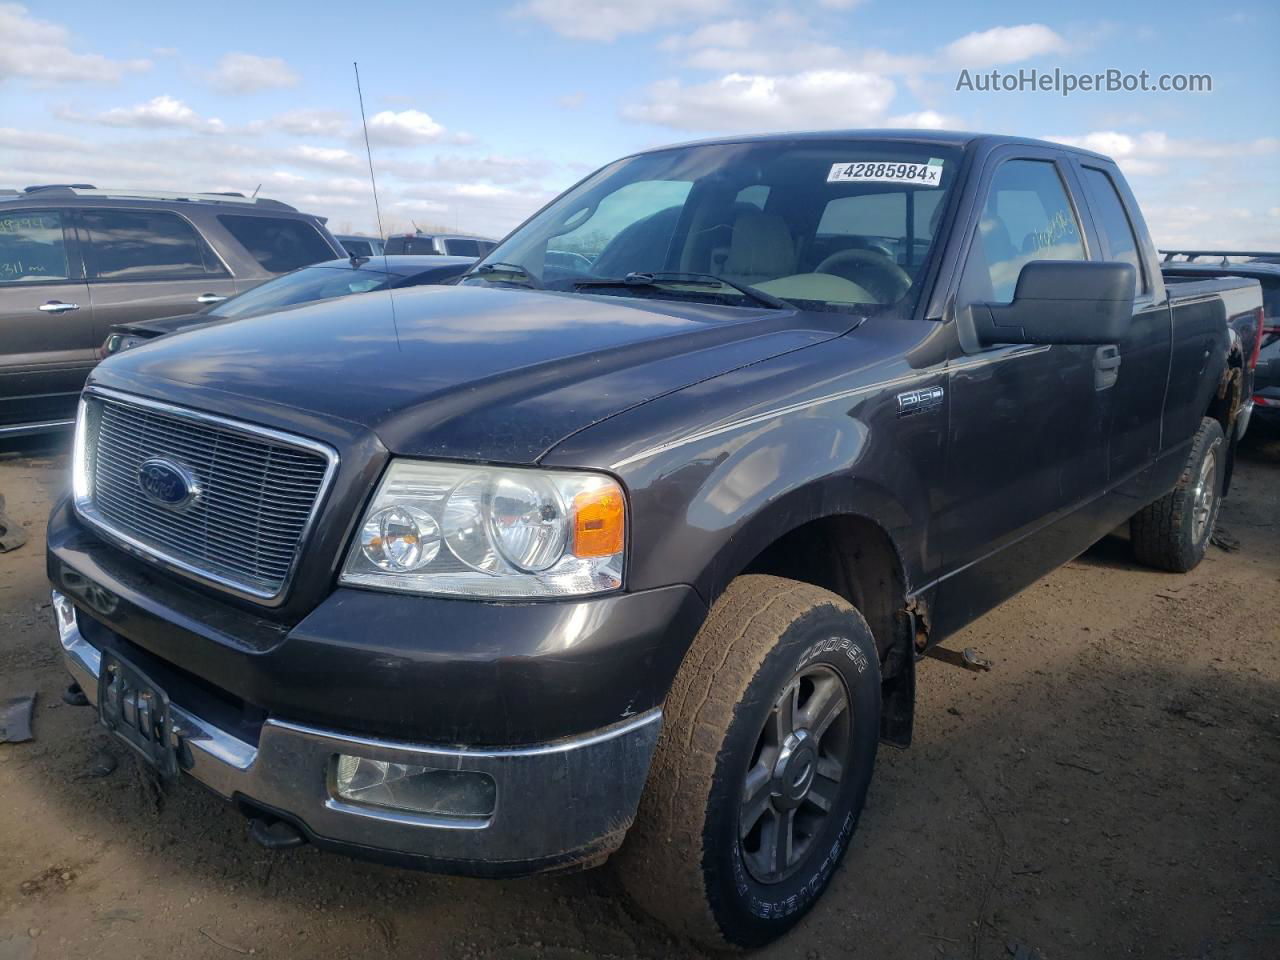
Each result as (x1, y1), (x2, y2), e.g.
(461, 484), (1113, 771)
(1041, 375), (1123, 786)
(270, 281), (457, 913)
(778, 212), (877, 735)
(827, 161), (942, 186)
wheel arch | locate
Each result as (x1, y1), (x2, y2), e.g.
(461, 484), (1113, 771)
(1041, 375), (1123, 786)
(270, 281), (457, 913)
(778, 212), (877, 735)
(699, 486), (923, 747)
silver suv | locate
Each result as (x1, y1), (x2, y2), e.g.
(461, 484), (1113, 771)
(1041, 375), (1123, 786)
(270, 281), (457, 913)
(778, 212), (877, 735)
(382, 232), (496, 257)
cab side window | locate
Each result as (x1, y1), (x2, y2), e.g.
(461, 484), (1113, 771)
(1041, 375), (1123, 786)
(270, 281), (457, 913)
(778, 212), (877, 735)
(959, 159), (1086, 306)
(1081, 166), (1147, 296)
(0, 210), (71, 283)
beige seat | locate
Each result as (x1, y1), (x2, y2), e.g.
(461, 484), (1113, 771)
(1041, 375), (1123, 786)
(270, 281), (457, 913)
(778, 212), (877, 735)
(722, 211), (796, 285)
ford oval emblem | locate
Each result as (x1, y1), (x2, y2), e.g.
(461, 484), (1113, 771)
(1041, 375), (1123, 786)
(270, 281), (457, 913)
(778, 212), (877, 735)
(137, 458), (199, 509)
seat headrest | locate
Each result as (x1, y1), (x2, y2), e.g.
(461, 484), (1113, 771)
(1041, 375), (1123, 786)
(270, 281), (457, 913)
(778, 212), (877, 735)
(723, 211), (796, 282)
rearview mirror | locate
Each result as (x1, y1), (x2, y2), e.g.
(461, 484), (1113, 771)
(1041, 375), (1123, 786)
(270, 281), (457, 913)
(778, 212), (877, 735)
(968, 260), (1136, 346)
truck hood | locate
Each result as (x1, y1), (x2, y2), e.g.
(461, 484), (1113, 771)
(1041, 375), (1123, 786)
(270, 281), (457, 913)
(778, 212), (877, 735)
(90, 284), (854, 463)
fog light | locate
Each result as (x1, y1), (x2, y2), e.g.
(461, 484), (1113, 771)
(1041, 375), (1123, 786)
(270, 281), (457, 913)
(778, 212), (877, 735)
(333, 755), (496, 818)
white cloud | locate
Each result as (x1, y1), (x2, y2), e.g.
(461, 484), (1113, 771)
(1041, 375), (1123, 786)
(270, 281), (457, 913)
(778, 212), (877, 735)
(0, 3), (150, 85)
(270, 108), (349, 137)
(1046, 130), (1280, 176)
(208, 52), (298, 94)
(1140, 203), (1279, 249)
(450, 183), (515, 198)
(61, 95), (226, 133)
(888, 110), (960, 129)
(556, 91), (585, 109)
(387, 153), (552, 185)
(366, 109), (446, 145)
(942, 24), (1067, 68)
(287, 145), (361, 170)
(625, 70), (896, 132)
(817, 0), (866, 8)
(660, 19), (758, 51)
(518, 0), (728, 41)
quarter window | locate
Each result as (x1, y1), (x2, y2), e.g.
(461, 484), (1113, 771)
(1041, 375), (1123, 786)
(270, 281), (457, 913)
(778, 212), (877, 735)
(218, 215), (335, 273)
(1081, 167), (1147, 295)
(960, 159), (1086, 305)
(0, 210), (70, 283)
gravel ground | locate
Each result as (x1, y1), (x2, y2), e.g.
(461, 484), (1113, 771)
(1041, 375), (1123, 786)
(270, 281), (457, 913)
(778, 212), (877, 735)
(1, 431), (1277, 960)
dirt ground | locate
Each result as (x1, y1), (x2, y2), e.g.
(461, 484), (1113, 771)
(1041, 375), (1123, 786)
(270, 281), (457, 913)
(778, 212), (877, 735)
(1, 431), (1277, 960)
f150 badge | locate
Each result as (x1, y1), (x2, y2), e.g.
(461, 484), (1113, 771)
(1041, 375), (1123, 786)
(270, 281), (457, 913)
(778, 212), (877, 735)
(896, 385), (944, 417)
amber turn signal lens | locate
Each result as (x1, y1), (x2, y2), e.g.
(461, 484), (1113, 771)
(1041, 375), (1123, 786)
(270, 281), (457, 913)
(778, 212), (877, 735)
(572, 485), (625, 558)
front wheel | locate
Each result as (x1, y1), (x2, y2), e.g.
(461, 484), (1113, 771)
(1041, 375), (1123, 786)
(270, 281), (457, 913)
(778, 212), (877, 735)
(617, 575), (881, 950)
(1131, 416), (1225, 572)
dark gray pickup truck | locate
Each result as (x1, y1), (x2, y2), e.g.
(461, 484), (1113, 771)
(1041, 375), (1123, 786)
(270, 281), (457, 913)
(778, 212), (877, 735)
(47, 131), (1263, 949)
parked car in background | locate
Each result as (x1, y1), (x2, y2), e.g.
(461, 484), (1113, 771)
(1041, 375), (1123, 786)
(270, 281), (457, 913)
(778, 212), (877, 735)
(383, 232), (497, 257)
(48, 132), (1262, 950)
(0, 185), (344, 436)
(334, 234), (385, 258)
(1161, 251), (1279, 432)
(102, 255), (474, 354)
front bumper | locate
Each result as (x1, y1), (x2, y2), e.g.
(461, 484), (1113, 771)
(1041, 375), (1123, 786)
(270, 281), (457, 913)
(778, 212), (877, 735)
(54, 591), (661, 875)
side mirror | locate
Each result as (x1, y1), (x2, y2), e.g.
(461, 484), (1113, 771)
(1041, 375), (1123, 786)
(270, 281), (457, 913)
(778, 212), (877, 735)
(968, 260), (1136, 346)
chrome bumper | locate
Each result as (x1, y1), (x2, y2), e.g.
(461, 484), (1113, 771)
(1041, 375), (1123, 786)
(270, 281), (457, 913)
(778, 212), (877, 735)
(53, 591), (661, 871)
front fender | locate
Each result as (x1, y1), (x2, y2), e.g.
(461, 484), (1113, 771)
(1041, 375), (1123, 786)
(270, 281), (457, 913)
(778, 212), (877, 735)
(543, 326), (947, 607)
(605, 390), (936, 605)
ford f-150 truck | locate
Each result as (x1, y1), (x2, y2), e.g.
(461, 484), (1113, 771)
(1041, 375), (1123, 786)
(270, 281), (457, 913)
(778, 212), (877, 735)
(47, 131), (1263, 950)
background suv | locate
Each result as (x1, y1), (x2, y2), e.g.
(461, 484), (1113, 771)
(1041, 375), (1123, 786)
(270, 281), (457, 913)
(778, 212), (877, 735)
(0, 185), (344, 435)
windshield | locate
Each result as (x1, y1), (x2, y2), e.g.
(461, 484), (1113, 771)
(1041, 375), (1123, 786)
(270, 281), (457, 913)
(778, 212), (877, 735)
(468, 139), (963, 315)
(211, 264), (392, 318)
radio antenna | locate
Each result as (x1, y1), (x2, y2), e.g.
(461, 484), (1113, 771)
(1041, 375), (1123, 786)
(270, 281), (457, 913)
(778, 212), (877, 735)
(352, 61), (398, 345)
(353, 62), (386, 245)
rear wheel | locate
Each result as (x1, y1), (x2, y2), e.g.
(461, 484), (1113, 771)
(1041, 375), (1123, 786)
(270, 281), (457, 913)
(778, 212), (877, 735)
(618, 575), (881, 950)
(1131, 416), (1225, 573)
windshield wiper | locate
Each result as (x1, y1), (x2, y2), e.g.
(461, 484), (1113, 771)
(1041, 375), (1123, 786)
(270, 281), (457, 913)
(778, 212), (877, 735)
(572, 271), (790, 310)
(462, 261), (542, 288)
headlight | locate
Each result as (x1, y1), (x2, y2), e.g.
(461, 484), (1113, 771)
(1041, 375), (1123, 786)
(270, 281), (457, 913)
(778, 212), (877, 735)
(103, 333), (148, 355)
(340, 459), (625, 598)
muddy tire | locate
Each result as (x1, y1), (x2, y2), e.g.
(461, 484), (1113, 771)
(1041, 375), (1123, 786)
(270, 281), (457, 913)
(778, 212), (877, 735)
(1131, 417), (1225, 573)
(617, 575), (881, 950)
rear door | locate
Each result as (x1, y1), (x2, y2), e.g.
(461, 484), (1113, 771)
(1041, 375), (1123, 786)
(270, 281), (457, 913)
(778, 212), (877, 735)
(1073, 162), (1170, 497)
(78, 206), (237, 335)
(0, 207), (95, 429)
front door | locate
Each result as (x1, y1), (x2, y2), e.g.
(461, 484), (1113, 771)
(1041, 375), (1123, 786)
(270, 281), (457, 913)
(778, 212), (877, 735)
(932, 154), (1113, 636)
(0, 208), (96, 429)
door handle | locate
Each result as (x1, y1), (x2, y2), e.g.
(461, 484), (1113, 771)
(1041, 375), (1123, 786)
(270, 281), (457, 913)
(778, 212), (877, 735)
(1093, 345), (1122, 391)
(196, 293), (228, 304)
(38, 301), (80, 314)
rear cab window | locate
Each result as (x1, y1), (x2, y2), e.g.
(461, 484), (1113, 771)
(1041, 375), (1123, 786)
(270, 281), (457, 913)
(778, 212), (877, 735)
(0, 210), (71, 283)
(443, 238), (481, 257)
(384, 236), (437, 255)
(80, 208), (225, 280)
(218, 215), (334, 274)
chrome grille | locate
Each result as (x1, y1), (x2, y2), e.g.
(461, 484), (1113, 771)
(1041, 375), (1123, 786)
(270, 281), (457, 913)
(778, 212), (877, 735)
(80, 392), (334, 601)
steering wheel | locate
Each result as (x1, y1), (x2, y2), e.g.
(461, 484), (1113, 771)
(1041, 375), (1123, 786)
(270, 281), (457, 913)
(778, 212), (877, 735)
(815, 249), (912, 303)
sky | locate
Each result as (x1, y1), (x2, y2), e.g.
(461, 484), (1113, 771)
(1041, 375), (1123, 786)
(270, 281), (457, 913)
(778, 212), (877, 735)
(1, 0), (1277, 247)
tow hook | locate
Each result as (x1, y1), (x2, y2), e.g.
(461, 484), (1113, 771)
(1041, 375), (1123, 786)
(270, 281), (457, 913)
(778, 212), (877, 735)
(249, 816), (308, 850)
(62, 681), (90, 707)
